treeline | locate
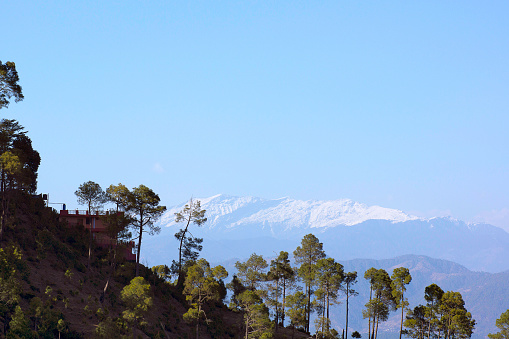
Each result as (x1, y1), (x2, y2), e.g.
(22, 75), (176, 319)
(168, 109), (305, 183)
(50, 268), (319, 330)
(1, 60), (508, 338)
(167, 229), (478, 339)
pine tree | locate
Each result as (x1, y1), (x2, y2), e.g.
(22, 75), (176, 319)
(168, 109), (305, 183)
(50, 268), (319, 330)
(75, 181), (106, 271)
(313, 257), (344, 336)
(424, 283), (444, 339)
(7, 306), (31, 338)
(403, 305), (427, 339)
(489, 309), (509, 339)
(125, 185), (166, 277)
(237, 290), (273, 339)
(286, 291), (307, 338)
(0, 61), (23, 110)
(173, 199), (207, 286)
(183, 259), (228, 339)
(391, 267), (412, 339)
(235, 253), (268, 292)
(266, 251), (294, 331)
(341, 271), (358, 339)
(227, 275), (247, 311)
(363, 268), (395, 339)
(439, 291), (475, 339)
(0, 120), (39, 240)
(120, 277), (153, 337)
(293, 234), (326, 333)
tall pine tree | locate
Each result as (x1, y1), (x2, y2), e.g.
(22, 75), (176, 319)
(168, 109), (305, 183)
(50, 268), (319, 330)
(293, 234), (325, 333)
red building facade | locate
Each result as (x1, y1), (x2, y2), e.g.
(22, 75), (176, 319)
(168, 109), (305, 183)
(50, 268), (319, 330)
(59, 209), (136, 261)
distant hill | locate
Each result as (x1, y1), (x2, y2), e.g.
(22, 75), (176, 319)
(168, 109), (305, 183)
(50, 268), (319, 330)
(141, 194), (509, 338)
(334, 255), (509, 338)
(144, 194), (509, 273)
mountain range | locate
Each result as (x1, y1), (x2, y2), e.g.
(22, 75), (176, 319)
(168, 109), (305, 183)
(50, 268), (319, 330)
(144, 194), (509, 273)
(141, 194), (509, 337)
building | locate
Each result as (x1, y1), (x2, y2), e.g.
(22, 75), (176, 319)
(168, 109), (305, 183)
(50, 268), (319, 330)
(59, 209), (136, 261)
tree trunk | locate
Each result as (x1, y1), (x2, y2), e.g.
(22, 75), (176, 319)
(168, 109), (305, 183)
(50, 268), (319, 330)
(275, 277), (279, 332)
(87, 203), (92, 273)
(427, 301), (433, 339)
(0, 170), (6, 241)
(368, 285), (372, 339)
(326, 287), (330, 334)
(136, 215), (143, 277)
(307, 283), (311, 332)
(196, 301), (200, 339)
(245, 314), (249, 339)
(345, 285), (349, 339)
(400, 293), (404, 339)
(177, 216), (192, 286)
(375, 313), (379, 339)
(282, 280), (286, 328)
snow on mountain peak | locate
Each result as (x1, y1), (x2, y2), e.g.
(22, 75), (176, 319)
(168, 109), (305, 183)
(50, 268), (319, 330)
(159, 194), (418, 233)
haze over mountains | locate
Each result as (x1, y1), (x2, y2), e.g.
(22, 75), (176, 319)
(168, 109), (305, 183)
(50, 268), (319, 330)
(144, 194), (509, 273)
(141, 194), (509, 337)
(336, 255), (509, 338)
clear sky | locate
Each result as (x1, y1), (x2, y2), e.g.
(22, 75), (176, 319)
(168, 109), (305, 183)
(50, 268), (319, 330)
(3, 1), (509, 231)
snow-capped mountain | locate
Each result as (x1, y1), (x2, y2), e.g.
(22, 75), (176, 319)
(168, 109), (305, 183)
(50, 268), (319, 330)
(158, 194), (419, 237)
(141, 194), (509, 338)
(143, 194), (509, 273)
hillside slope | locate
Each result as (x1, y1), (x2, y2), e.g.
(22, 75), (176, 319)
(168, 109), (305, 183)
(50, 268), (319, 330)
(1, 194), (314, 338)
(0, 195), (239, 338)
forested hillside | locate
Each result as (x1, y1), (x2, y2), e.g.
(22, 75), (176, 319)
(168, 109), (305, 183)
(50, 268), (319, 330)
(2, 61), (507, 339)
(0, 63), (310, 338)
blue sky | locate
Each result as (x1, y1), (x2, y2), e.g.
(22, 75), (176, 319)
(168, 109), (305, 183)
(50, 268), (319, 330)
(3, 1), (509, 231)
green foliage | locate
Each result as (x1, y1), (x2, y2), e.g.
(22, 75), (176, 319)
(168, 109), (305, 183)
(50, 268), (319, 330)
(105, 183), (131, 211)
(265, 251), (295, 330)
(75, 181), (106, 213)
(183, 259), (228, 307)
(424, 283), (444, 338)
(286, 291), (307, 331)
(391, 267), (411, 309)
(235, 253), (268, 291)
(27, 295), (64, 338)
(0, 120), (40, 239)
(7, 305), (31, 338)
(227, 274), (247, 311)
(403, 285), (475, 339)
(57, 319), (67, 336)
(95, 316), (128, 338)
(173, 199), (207, 284)
(351, 330), (361, 338)
(64, 269), (73, 281)
(363, 268), (395, 339)
(151, 265), (171, 282)
(125, 184), (166, 276)
(100, 211), (132, 243)
(440, 291), (475, 338)
(120, 276), (153, 330)
(0, 151), (21, 176)
(341, 271), (358, 339)
(403, 305), (427, 339)
(183, 259), (228, 338)
(0, 244), (25, 310)
(313, 257), (344, 336)
(0, 61), (23, 109)
(489, 309), (509, 339)
(391, 267), (412, 339)
(238, 290), (273, 338)
(293, 233), (326, 332)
